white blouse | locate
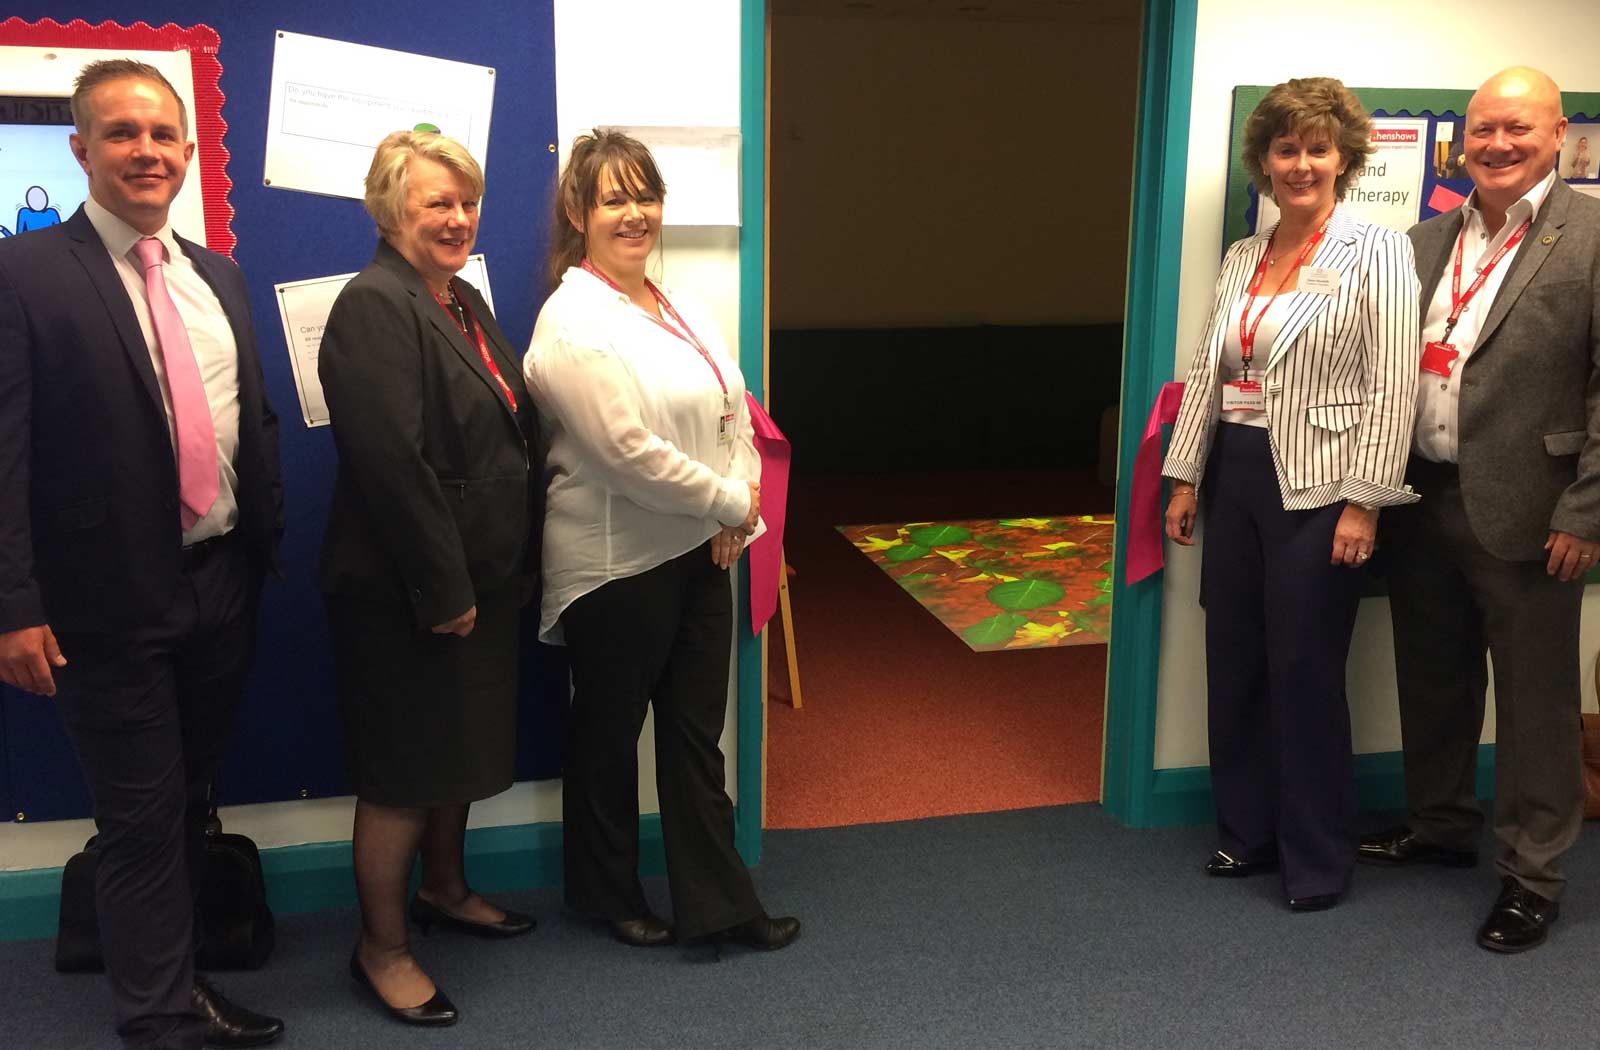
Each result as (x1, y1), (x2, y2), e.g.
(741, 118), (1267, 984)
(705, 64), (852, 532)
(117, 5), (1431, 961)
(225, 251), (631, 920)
(524, 266), (762, 642)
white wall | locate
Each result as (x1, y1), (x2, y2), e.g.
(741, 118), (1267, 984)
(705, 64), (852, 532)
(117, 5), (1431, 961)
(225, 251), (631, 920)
(0, 0), (748, 871)
(1154, 0), (1600, 768)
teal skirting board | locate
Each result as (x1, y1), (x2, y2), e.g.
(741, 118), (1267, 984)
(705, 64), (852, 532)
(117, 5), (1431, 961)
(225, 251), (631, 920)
(0, 815), (667, 944)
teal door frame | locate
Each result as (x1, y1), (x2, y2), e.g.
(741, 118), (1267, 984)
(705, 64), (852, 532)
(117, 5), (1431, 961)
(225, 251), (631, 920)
(1100, 0), (1198, 827)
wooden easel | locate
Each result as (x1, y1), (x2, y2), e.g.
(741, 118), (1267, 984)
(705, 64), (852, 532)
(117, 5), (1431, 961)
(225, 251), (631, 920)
(778, 550), (802, 709)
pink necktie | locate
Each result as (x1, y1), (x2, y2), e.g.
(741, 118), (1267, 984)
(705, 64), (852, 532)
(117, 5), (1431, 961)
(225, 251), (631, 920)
(133, 237), (218, 530)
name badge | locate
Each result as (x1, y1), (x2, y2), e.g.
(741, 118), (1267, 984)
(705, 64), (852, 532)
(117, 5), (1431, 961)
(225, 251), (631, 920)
(1221, 380), (1266, 413)
(1299, 267), (1340, 295)
(1420, 341), (1459, 377)
(718, 411), (737, 445)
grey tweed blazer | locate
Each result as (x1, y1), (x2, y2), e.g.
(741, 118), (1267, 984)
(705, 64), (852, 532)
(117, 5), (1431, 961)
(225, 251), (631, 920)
(1408, 178), (1600, 560)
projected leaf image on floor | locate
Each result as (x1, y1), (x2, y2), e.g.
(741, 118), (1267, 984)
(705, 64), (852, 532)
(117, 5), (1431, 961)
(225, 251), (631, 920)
(837, 516), (1114, 651)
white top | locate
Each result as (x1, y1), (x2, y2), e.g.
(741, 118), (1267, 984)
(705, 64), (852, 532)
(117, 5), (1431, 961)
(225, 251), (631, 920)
(1414, 168), (1558, 463)
(84, 195), (240, 544)
(1215, 291), (1309, 430)
(524, 266), (762, 642)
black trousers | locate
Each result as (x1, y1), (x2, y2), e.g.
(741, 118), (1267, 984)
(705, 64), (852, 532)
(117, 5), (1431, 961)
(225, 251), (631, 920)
(1199, 424), (1366, 899)
(53, 534), (260, 1050)
(1384, 458), (1583, 900)
(560, 541), (762, 939)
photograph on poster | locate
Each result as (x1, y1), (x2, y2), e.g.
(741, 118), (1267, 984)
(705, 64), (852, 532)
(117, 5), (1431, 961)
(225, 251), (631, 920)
(276, 254), (494, 428)
(1562, 122), (1597, 180)
(1431, 117), (1467, 179)
(263, 32), (496, 202)
(0, 99), (81, 239)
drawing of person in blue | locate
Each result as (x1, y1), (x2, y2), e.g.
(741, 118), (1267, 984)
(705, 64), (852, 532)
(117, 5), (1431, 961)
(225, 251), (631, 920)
(15, 186), (63, 233)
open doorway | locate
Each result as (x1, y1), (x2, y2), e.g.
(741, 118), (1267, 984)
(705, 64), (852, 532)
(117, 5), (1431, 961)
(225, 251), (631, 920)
(764, 1), (1143, 829)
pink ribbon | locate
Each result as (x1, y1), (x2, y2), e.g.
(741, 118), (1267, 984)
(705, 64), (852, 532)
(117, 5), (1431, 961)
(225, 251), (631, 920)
(745, 393), (790, 634)
(1124, 381), (1186, 585)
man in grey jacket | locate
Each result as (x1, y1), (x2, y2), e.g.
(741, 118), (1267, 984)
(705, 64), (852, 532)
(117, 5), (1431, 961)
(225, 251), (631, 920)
(1359, 66), (1600, 953)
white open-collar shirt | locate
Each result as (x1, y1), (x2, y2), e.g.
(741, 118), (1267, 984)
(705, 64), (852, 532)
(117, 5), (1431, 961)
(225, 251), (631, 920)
(524, 265), (762, 643)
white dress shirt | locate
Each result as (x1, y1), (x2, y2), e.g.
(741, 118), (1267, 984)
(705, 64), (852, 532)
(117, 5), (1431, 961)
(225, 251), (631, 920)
(525, 266), (762, 643)
(1414, 169), (1558, 463)
(84, 196), (240, 543)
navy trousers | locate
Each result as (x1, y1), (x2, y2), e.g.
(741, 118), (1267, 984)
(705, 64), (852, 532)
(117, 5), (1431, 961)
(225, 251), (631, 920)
(1199, 423), (1366, 899)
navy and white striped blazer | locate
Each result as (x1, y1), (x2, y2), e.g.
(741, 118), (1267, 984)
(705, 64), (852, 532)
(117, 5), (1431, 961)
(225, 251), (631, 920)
(1163, 205), (1422, 511)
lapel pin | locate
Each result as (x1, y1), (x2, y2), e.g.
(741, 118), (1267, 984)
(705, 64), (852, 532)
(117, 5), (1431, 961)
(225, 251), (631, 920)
(1543, 235), (1555, 245)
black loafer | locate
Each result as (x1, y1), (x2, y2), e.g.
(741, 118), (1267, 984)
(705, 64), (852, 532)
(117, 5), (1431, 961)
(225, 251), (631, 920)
(1357, 826), (1477, 867)
(1287, 893), (1340, 912)
(1204, 850), (1278, 878)
(348, 951), (458, 1026)
(410, 893), (536, 938)
(192, 977), (283, 1048)
(719, 913), (801, 951)
(610, 913), (676, 947)
(1477, 877), (1559, 953)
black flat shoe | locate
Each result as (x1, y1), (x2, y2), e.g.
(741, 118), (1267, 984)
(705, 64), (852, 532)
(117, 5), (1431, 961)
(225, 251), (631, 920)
(192, 977), (284, 1048)
(1287, 893), (1340, 912)
(1477, 877), (1558, 953)
(410, 893), (536, 938)
(1204, 850), (1278, 878)
(1357, 826), (1477, 867)
(718, 913), (801, 951)
(348, 950), (459, 1026)
(610, 913), (676, 947)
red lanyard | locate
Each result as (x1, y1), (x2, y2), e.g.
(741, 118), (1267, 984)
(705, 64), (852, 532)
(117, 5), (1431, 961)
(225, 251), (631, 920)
(1238, 210), (1332, 374)
(434, 288), (518, 412)
(1443, 216), (1531, 342)
(581, 258), (729, 402)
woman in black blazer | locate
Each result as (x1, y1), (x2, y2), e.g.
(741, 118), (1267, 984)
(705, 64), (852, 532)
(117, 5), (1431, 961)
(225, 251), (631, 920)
(318, 131), (543, 1026)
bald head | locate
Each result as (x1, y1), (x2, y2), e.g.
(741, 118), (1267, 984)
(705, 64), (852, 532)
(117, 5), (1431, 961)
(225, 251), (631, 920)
(1464, 66), (1568, 220)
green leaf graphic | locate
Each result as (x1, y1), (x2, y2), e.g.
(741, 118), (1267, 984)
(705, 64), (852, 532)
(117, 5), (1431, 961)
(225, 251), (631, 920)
(963, 613), (1029, 647)
(986, 578), (1066, 611)
(884, 543), (932, 564)
(908, 524), (972, 547)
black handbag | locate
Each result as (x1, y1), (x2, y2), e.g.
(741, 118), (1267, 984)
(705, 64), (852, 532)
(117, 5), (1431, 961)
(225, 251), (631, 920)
(55, 802), (276, 973)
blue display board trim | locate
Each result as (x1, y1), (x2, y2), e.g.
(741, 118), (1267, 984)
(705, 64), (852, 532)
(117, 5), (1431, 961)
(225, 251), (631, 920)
(1101, 0), (1197, 826)
(0, 816), (667, 944)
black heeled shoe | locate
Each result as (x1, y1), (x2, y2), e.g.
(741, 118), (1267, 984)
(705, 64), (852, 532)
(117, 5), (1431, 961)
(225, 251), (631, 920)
(348, 950), (459, 1027)
(610, 913), (676, 947)
(410, 893), (536, 938)
(718, 913), (801, 951)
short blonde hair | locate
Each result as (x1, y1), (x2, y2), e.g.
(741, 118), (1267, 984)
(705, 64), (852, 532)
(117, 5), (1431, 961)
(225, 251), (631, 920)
(1242, 77), (1374, 201)
(363, 130), (485, 237)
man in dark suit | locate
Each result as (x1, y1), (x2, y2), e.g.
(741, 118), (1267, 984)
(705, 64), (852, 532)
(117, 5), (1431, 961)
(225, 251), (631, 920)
(1360, 67), (1600, 954)
(0, 61), (285, 1047)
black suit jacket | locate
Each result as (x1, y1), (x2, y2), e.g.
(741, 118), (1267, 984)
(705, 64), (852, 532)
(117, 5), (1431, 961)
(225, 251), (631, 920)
(317, 240), (544, 628)
(0, 206), (283, 634)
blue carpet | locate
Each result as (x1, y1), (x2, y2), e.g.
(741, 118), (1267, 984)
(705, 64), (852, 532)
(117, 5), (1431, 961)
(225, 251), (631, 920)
(4, 804), (1598, 1049)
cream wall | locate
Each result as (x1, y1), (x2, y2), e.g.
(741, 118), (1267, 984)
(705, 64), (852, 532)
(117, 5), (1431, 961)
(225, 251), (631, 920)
(0, 0), (747, 871)
(1154, 0), (1600, 769)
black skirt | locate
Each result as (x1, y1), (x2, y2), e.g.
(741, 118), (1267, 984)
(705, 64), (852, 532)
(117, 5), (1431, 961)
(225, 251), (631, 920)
(326, 587), (519, 806)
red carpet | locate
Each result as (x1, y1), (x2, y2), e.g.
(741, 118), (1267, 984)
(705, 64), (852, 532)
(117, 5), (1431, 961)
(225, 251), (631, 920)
(766, 470), (1110, 830)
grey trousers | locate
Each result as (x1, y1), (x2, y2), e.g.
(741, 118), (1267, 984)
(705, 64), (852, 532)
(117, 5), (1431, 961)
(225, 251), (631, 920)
(1383, 462), (1584, 900)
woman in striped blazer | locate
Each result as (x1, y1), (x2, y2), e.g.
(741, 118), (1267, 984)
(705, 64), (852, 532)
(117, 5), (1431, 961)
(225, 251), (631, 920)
(1161, 78), (1421, 912)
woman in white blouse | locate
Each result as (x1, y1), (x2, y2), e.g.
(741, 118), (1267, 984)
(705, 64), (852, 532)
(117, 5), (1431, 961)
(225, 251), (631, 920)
(1160, 78), (1421, 912)
(524, 130), (799, 952)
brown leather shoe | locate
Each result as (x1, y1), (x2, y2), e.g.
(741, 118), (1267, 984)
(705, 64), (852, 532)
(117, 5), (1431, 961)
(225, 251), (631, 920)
(1356, 826), (1477, 867)
(610, 913), (676, 947)
(719, 913), (801, 951)
(1477, 877), (1558, 953)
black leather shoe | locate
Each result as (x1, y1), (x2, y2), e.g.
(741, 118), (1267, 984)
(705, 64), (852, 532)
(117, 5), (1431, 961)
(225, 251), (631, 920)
(1357, 826), (1477, 867)
(1287, 893), (1340, 912)
(192, 977), (283, 1048)
(348, 950), (459, 1026)
(1477, 877), (1559, 953)
(1204, 850), (1278, 878)
(719, 913), (802, 951)
(610, 913), (676, 947)
(410, 893), (536, 938)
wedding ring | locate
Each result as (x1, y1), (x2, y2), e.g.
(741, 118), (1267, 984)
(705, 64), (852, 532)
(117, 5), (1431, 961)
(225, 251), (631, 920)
(1356, 551), (1369, 561)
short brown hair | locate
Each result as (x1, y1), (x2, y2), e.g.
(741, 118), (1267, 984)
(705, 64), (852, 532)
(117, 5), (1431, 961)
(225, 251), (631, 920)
(72, 59), (188, 138)
(1242, 77), (1374, 201)
(547, 129), (667, 288)
(363, 130), (485, 238)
